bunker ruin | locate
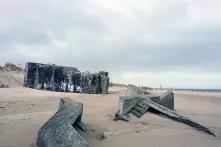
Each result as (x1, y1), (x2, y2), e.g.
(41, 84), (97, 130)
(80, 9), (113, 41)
(23, 62), (109, 94)
(115, 85), (216, 137)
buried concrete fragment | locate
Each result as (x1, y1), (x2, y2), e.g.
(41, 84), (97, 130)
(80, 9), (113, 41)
(115, 95), (216, 137)
(125, 85), (174, 110)
(153, 91), (174, 110)
(115, 85), (215, 136)
(141, 96), (216, 137)
(37, 98), (89, 147)
(115, 96), (142, 121)
(125, 84), (152, 96)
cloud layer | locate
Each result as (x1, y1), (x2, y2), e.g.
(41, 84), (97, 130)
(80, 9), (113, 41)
(1, 0), (221, 88)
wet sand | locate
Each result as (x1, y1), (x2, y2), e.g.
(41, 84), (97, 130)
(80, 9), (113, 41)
(0, 87), (221, 147)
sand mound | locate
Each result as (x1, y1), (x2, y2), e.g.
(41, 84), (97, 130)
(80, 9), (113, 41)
(3, 63), (23, 72)
(0, 63), (24, 87)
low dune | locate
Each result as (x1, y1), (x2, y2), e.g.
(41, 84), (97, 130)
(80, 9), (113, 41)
(0, 71), (24, 87)
(0, 63), (24, 88)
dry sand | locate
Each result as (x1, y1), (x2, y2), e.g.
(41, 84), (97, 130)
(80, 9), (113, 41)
(0, 86), (221, 147)
(0, 71), (24, 87)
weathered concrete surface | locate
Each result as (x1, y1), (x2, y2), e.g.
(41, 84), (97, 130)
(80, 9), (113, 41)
(24, 62), (109, 94)
(159, 91), (174, 110)
(115, 96), (141, 121)
(126, 85), (174, 110)
(126, 84), (151, 96)
(141, 96), (216, 137)
(37, 98), (89, 147)
(151, 91), (174, 110)
(115, 86), (216, 137)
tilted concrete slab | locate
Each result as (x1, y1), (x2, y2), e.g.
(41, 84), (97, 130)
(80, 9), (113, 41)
(125, 85), (174, 110)
(115, 86), (215, 137)
(141, 95), (215, 137)
(159, 91), (174, 110)
(37, 98), (89, 147)
(125, 84), (152, 96)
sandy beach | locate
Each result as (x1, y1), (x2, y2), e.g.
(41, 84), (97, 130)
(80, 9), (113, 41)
(1, 0), (221, 146)
(0, 86), (221, 147)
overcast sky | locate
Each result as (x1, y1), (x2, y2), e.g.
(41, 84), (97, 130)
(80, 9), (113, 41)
(0, 0), (221, 88)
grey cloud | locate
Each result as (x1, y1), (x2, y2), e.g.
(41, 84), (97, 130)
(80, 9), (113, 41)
(0, 0), (221, 88)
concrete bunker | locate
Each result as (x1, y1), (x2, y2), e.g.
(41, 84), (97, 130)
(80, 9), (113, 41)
(23, 62), (109, 94)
